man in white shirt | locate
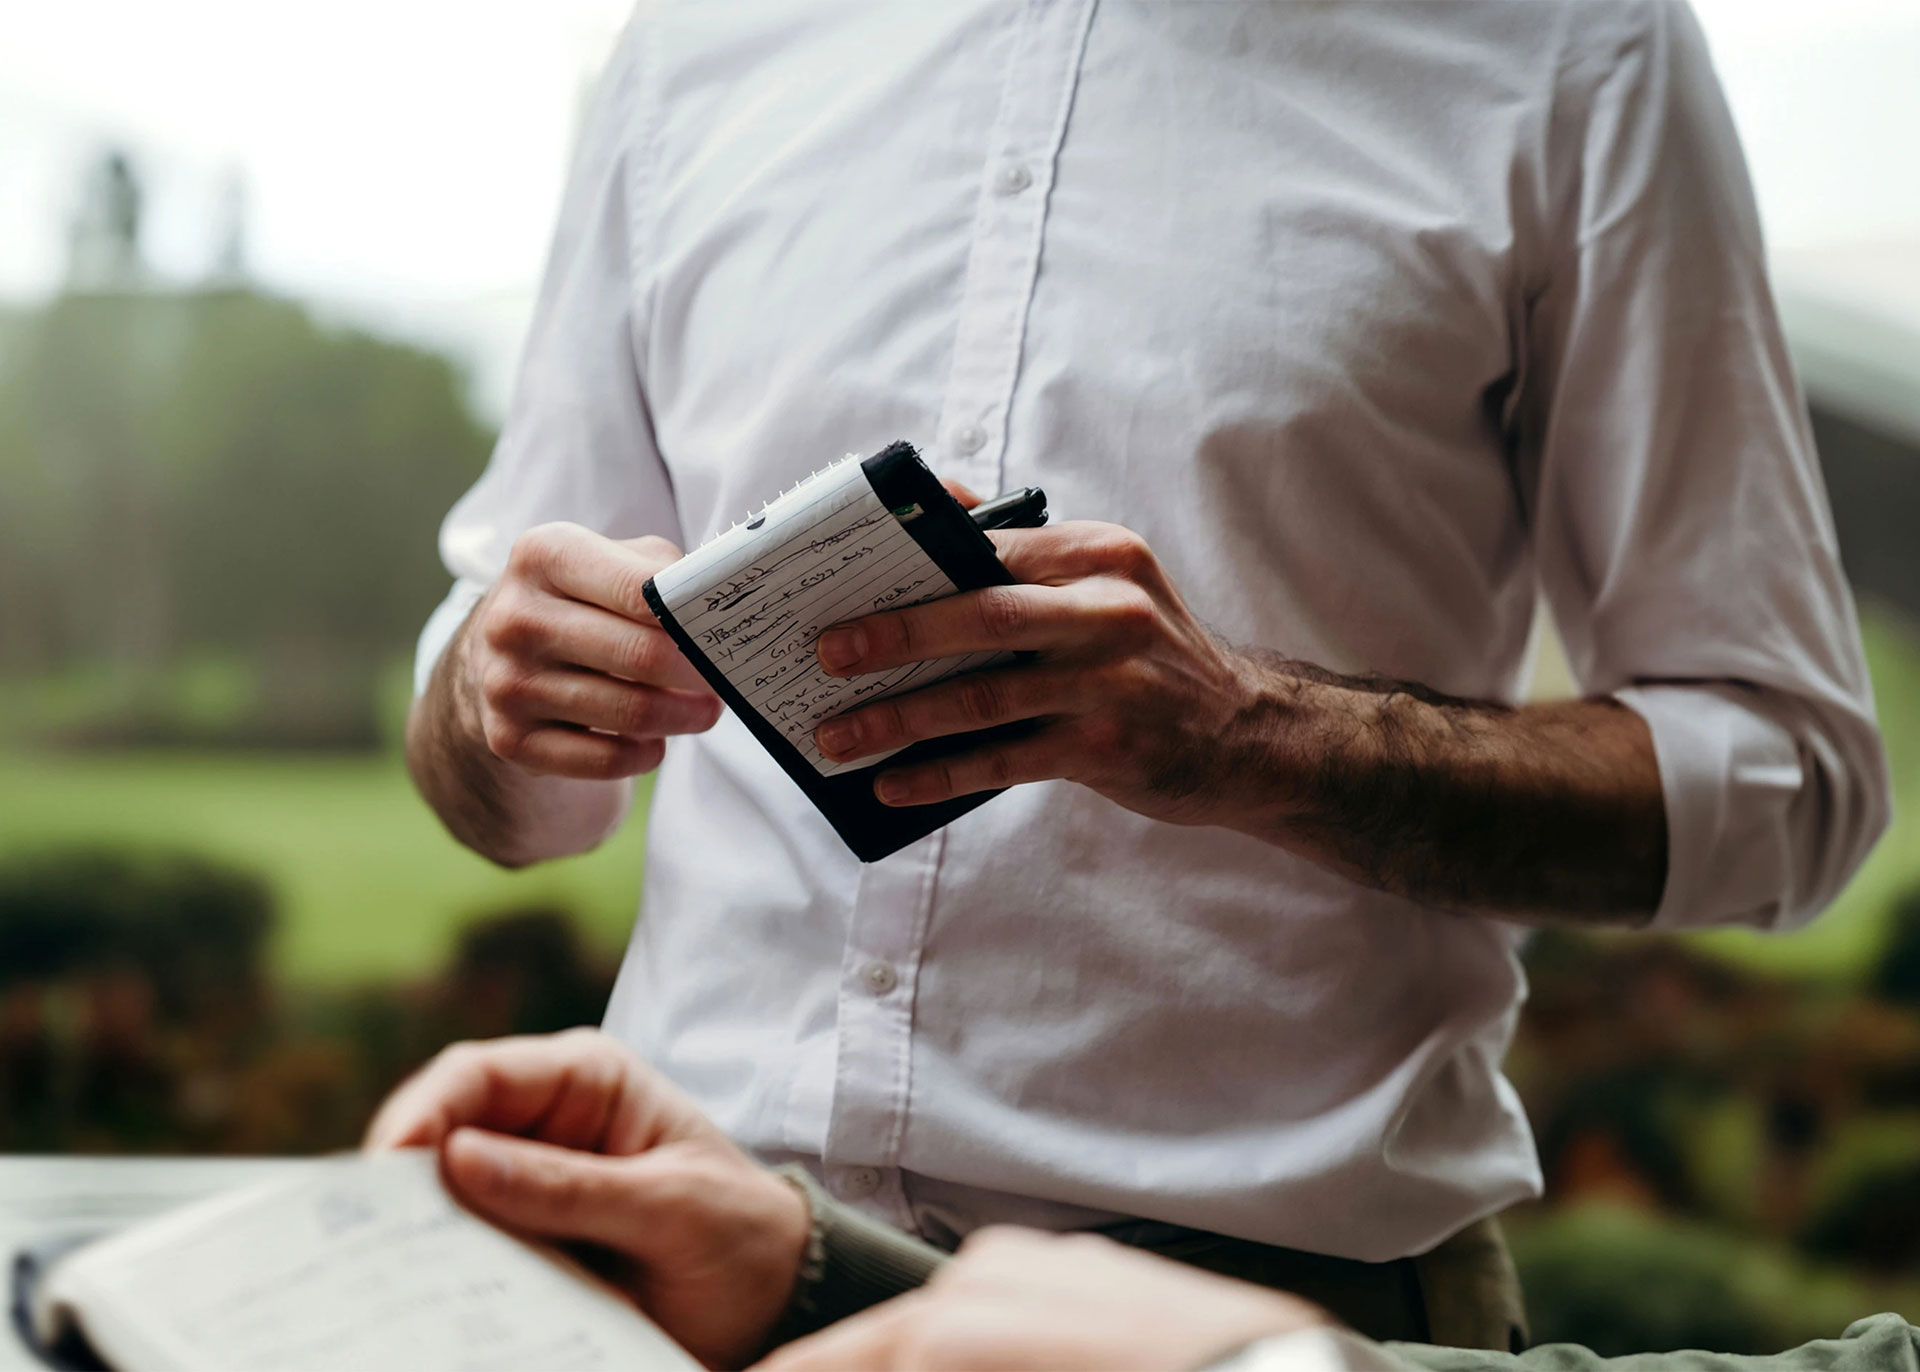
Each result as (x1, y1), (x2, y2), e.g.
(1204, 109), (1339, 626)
(405, 0), (1889, 1344)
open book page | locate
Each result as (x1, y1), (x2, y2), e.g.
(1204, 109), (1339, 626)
(651, 456), (1001, 776)
(32, 1151), (697, 1372)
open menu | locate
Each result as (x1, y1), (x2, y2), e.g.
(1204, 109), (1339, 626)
(15, 1151), (696, 1372)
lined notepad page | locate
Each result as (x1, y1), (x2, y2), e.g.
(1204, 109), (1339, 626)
(651, 457), (1002, 776)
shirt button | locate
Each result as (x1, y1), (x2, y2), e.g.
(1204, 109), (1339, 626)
(954, 425), (987, 455)
(994, 161), (1033, 195)
(860, 960), (899, 996)
(842, 1166), (882, 1199)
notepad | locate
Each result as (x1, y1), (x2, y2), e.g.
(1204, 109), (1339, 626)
(644, 441), (1043, 862)
(19, 1152), (696, 1372)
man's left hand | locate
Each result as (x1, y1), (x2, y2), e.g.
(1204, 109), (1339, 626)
(813, 522), (1263, 826)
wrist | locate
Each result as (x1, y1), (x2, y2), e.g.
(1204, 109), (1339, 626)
(759, 1165), (947, 1352)
(443, 612), (494, 751)
(1219, 657), (1388, 841)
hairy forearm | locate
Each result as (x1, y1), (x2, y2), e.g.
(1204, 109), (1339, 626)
(406, 617), (632, 868)
(1229, 657), (1667, 925)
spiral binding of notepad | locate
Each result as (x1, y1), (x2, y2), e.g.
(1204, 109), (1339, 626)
(695, 453), (867, 551)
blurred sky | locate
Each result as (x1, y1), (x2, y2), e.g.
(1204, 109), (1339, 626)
(2, 0), (1917, 420)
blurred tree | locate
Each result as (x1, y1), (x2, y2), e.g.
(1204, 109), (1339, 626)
(0, 287), (492, 746)
(66, 148), (145, 292)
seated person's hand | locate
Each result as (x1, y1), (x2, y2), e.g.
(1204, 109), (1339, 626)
(757, 1224), (1330, 1372)
(365, 1027), (806, 1369)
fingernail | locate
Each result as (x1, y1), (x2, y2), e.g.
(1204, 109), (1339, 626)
(875, 773), (911, 805)
(818, 626), (866, 672)
(817, 718), (860, 757)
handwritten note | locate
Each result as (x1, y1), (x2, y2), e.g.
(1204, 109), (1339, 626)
(651, 457), (1002, 775)
(36, 1152), (696, 1372)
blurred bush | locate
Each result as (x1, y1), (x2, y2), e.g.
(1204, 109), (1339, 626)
(1509, 916), (1920, 1349)
(0, 848), (271, 1023)
(1510, 1202), (1920, 1356)
(0, 846), (616, 1155)
(1873, 888), (1920, 1010)
(1514, 1204), (1785, 1355)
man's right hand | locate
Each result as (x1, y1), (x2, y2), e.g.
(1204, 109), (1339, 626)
(366, 1028), (809, 1370)
(455, 524), (721, 780)
(408, 524), (723, 865)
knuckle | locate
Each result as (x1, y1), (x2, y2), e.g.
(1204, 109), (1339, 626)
(1091, 525), (1155, 577)
(574, 1044), (626, 1097)
(508, 523), (570, 576)
(880, 611), (917, 663)
(482, 720), (526, 760)
(613, 688), (658, 737)
(620, 629), (667, 681)
(865, 699), (906, 745)
(613, 565), (654, 616)
(1078, 714), (1128, 754)
(956, 675), (1007, 727)
(1099, 583), (1160, 639)
(980, 749), (1015, 788)
(435, 1039), (485, 1077)
(483, 663), (535, 712)
(628, 534), (681, 568)
(1097, 656), (1154, 700)
(975, 585), (1029, 641)
(577, 742), (629, 781)
(487, 599), (546, 655)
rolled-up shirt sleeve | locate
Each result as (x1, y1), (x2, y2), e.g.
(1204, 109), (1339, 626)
(1521, 2), (1890, 931)
(414, 17), (679, 695)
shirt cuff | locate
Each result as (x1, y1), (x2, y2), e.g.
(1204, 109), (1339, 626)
(1613, 682), (1807, 932)
(413, 578), (490, 698)
(763, 1164), (948, 1348)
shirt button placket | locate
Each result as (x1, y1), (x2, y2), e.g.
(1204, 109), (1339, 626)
(994, 161), (1033, 196)
(823, 0), (1096, 1235)
(932, 0), (1095, 500)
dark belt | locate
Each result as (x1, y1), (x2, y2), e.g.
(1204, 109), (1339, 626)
(1097, 1218), (1431, 1345)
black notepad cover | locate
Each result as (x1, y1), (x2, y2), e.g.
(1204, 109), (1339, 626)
(643, 441), (1031, 863)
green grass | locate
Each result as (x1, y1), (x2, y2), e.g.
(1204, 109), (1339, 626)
(0, 749), (652, 986)
(0, 604), (1912, 991)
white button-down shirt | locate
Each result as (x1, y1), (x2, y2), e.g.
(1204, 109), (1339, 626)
(418, 0), (1889, 1261)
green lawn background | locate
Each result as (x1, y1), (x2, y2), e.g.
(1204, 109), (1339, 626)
(0, 603), (1913, 989)
(0, 751), (652, 984)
